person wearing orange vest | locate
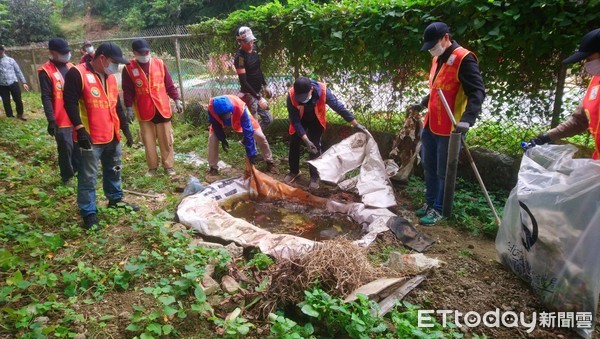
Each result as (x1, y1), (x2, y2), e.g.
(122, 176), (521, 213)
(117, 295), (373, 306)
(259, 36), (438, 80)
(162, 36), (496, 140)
(122, 39), (182, 177)
(80, 40), (94, 65)
(410, 22), (485, 225)
(526, 28), (600, 160)
(285, 76), (367, 190)
(64, 43), (138, 230)
(207, 95), (275, 175)
(39, 38), (78, 187)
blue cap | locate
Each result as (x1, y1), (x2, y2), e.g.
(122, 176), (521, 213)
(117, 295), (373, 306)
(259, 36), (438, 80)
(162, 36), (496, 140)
(212, 96), (234, 114)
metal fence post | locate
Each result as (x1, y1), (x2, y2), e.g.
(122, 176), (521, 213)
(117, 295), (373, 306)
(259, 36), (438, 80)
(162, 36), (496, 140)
(174, 37), (185, 119)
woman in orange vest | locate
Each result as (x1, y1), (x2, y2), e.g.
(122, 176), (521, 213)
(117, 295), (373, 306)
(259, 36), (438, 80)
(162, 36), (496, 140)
(410, 22), (485, 225)
(122, 39), (183, 177)
(527, 28), (600, 160)
(39, 38), (78, 186)
(285, 76), (367, 190)
(63, 43), (138, 230)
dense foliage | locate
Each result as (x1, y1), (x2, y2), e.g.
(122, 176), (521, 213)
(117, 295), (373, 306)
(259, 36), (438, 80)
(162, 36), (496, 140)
(0, 0), (60, 45)
(190, 0), (600, 126)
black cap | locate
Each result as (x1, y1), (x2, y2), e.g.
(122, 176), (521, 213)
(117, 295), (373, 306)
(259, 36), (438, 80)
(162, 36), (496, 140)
(49, 38), (71, 54)
(132, 39), (150, 53)
(293, 77), (313, 103)
(95, 43), (129, 64)
(0, 44), (5, 51)
(563, 28), (600, 64)
(421, 22), (450, 51)
(81, 40), (92, 48)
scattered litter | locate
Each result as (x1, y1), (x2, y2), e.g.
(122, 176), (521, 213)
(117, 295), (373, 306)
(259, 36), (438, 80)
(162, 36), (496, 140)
(400, 253), (443, 272)
(387, 216), (436, 252)
(182, 176), (206, 197)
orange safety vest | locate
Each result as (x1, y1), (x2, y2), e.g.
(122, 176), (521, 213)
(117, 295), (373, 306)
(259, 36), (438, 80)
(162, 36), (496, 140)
(38, 61), (74, 127)
(75, 64), (121, 144)
(208, 95), (260, 132)
(425, 47), (475, 136)
(288, 82), (327, 135)
(125, 58), (172, 121)
(582, 75), (600, 160)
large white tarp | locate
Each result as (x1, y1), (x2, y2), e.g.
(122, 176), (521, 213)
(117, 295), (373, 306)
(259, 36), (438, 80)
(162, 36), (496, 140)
(308, 132), (396, 208)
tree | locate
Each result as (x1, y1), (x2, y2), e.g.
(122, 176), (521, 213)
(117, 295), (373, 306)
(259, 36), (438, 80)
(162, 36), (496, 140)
(1, 0), (59, 45)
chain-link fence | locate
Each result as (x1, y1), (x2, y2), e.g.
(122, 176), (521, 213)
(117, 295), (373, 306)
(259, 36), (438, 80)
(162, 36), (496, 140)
(4, 25), (594, 156)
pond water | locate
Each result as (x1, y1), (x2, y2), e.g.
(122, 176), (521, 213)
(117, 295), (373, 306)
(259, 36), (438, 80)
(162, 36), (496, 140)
(223, 198), (362, 241)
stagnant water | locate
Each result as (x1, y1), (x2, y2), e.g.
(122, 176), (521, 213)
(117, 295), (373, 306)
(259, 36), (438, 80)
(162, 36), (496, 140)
(223, 198), (362, 241)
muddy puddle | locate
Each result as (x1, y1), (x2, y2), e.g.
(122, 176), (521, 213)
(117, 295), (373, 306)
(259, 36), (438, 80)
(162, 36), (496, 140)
(222, 197), (362, 241)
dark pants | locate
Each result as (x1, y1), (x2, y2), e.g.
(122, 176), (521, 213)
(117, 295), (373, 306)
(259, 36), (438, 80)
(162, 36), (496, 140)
(289, 122), (323, 179)
(0, 82), (23, 117)
(55, 127), (80, 182)
(421, 126), (450, 213)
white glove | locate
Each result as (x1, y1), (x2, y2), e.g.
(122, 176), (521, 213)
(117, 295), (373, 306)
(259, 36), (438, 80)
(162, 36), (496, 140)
(175, 100), (183, 113)
(258, 97), (269, 110)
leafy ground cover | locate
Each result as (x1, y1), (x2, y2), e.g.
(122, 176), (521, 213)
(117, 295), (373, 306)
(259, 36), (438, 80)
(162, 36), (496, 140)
(0, 92), (593, 338)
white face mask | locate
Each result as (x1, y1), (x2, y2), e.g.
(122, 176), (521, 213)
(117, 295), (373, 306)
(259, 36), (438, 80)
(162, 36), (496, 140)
(58, 52), (71, 63)
(135, 54), (151, 63)
(104, 61), (120, 75)
(428, 41), (445, 57)
(85, 46), (94, 54)
(584, 59), (600, 76)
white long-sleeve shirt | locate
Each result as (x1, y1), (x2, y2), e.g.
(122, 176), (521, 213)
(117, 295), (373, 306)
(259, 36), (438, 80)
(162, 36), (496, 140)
(0, 54), (26, 86)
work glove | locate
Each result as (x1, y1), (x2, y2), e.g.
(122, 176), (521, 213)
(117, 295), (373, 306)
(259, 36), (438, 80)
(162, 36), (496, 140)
(175, 100), (183, 113)
(454, 121), (470, 134)
(123, 129), (133, 148)
(47, 121), (57, 137)
(522, 133), (551, 151)
(262, 86), (273, 99)
(407, 103), (425, 113)
(125, 107), (134, 124)
(221, 139), (230, 152)
(303, 138), (319, 155)
(258, 97), (269, 110)
(353, 123), (368, 134)
(248, 155), (257, 164)
(76, 128), (92, 150)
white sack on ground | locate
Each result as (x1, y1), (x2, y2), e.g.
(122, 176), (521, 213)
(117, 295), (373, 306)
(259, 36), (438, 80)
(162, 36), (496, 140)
(496, 145), (600, 339)
(178, 194), (315, 260)
(308, 132), (396, 208)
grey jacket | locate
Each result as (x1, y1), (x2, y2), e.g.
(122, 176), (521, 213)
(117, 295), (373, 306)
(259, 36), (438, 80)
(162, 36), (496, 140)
(0, 55), (26, 86)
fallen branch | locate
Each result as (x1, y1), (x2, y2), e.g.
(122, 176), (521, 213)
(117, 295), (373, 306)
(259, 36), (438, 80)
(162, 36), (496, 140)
(123, 189), (164, 199)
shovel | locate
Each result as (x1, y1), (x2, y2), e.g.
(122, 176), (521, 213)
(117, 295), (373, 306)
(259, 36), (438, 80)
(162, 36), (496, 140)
(436, 88), (501, 227)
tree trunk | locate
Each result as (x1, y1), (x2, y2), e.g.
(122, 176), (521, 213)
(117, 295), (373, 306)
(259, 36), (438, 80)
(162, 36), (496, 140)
(551, 61), (567, 128)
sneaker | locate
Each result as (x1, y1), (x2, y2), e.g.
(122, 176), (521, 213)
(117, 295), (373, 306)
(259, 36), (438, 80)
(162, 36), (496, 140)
(265, 161), (278, 174)
(145, 169), (157, 177)
(208, 167), (219, 176)
(283, 172), (300, 184)
(108, 199), (140, 212)
(420, 208), (443, 225)
(415, 203), (432, 217)
(308, 177), (320, 190)
(17, 116), (27, 121)
(166, 168), (176, 176)
(82, 214), (99, 230)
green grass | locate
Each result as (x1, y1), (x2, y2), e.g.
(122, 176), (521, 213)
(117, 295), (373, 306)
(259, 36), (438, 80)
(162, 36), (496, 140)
(0, 91), (507, 337)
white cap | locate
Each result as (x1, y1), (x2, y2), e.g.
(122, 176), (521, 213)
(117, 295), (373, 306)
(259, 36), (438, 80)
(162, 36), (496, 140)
(236, 26), (256, 43)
